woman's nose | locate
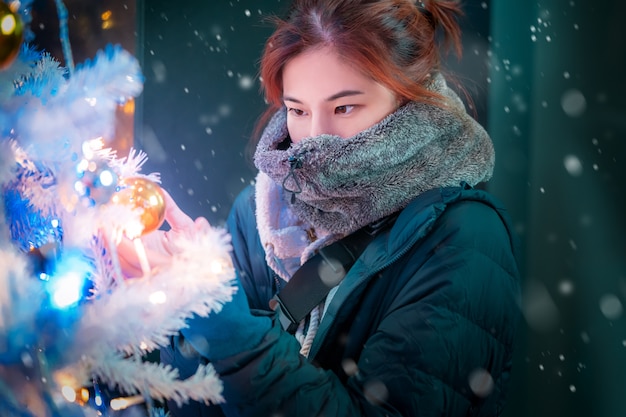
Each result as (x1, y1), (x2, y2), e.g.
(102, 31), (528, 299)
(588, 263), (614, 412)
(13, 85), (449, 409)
(309, 114), (332, 137)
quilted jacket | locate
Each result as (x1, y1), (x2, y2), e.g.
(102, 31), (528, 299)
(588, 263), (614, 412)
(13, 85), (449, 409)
(161, 183), (521, 417)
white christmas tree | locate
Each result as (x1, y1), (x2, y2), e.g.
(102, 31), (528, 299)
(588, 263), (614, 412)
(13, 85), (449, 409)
(0, 1), (234, 415)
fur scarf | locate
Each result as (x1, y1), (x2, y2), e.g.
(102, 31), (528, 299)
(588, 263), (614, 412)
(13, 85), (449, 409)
(253, 73), (495, 237)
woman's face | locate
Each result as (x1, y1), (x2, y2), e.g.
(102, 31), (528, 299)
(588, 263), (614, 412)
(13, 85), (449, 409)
(282, 46), (398, 144)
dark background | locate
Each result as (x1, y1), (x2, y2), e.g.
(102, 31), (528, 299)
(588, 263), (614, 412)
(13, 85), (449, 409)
(31, 0), (626, 416)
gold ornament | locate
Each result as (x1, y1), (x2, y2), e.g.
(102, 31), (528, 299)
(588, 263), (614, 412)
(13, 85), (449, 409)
(111, 177), (166, 236)
(0, 2), (24, 70)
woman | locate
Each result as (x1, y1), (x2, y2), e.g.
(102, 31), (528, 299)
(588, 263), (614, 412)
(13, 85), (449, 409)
(133, 0), (521, 415)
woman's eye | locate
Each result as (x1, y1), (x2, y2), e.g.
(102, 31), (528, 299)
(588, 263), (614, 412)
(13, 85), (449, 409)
(287, 107), (305, 116)
(335, 105), (355, 114)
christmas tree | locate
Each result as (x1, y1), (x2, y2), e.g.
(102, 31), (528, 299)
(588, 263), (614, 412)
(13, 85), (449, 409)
(0, 1), (234, 415)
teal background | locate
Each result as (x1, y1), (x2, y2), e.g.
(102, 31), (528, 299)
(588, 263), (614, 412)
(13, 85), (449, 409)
(488, 1), (626, 416)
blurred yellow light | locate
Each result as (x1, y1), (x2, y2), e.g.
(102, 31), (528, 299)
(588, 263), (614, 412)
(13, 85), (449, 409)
(101, 10), (112, 20)
(121, 99), (135, 114)
(110, 395), (144, 411)
(80, 388), (90, 403)
(7, 1), (20, 13)
(61, 386), (77, 402)
(1, 14), (16, 35)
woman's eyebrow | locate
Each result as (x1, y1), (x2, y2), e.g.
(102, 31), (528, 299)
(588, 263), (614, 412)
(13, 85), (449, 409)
(325, 90), (364, 101)
(282, 90), (365, 103)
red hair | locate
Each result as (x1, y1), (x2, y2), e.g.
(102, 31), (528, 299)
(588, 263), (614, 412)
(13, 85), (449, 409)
(254, 0), (464, 140)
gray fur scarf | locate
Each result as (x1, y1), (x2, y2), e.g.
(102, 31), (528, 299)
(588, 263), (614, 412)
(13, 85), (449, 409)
(253, 74), (495, 236)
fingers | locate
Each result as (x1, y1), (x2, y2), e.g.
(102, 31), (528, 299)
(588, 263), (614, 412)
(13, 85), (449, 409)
(161, 189), (214, 234)
(116, 245), (145, 278)
(107, 188), (215, 279)
(113, 229), (173, 278)
(110, 235), (145, 278)
(160, 189), (195, 232)
(193, 216), (211, 231)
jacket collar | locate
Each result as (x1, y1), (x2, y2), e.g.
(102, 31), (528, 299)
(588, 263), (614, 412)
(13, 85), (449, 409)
(308, 184), (508, 359)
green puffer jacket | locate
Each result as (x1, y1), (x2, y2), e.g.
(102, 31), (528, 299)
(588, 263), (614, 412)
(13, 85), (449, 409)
(162, 183), (521, 417)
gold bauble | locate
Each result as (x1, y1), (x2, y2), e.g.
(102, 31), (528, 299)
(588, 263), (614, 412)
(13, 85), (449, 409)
(0, 2), (24, 70)
(111, 177), (166, 236)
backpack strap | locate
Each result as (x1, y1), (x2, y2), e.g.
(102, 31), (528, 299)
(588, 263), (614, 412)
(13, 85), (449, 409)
(270, 213), (398, 334)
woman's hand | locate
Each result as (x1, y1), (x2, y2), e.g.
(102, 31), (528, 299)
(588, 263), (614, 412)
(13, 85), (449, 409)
(181, 272), (273, 362)
(114, 189), (209, 278)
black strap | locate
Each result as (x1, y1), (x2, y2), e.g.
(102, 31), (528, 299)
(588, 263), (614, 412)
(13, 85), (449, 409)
(271, 213), (398, 334)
